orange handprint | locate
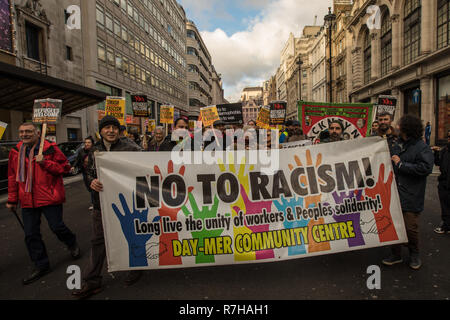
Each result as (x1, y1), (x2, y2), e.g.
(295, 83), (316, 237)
(154, 160), (194, 266)
(364, 163), (399, 243)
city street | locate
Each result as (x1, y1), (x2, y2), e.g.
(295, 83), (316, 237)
(0, 175), (448, 300)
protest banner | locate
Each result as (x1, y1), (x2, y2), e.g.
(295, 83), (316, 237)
(32, 98), (62, 157)
(269, 101), (287, 125)
(0, 121), (7, 140)
(256, 106), (270, 129)
(375, 95), (397, 120)
(131, 95), (148, 118)
(96, 137), (407, 271)
(298, 101), (374, 143)
(105, 97), (126, 125)
(200, 106), (220, 127)
(217, 103), (244, 125)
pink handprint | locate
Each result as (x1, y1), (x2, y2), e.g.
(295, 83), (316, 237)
(233, 185), (274, 260)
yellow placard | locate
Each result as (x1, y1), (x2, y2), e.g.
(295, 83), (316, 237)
(256, 106), (270, 129)
(148, 119), (156, 132)
(105, 96), (126, 125)
(200, 106), (220, 127)
(160, 105), (174, 124)
(0, 121), (7, 140)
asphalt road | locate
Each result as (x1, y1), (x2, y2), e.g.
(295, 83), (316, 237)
(0, 175), (448, 300)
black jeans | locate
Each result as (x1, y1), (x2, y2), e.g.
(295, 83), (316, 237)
(22, 204), (77, 269)
(439, 188), (450, 227)
(83, 209), (106, 286)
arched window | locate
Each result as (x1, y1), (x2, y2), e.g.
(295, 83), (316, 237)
(381, 9), (392, 76)
(404, 0), (421, 65)
(437, 0), (450, 49)
(363, 28), (371, 84)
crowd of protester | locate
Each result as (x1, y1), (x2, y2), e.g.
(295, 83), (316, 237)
(5, 111), (449, 299)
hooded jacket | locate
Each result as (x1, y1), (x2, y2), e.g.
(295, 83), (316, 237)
(8, 140), (70, 208)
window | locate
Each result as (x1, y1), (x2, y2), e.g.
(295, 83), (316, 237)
(123, 56), (129, 74)
(25, 22), (41, 61)
(437, 0), (450, 49)
(404, 0), (421, 65)
(187, 47), (196, 56)
(114, 21), (121, 37)
(66, 46), (73, 61)
(187, 30), (196, 39)
(381, 9), (392, 76)
(115, 53), (122, 70)
(97, 41), (106, 62)
(96, 4), (104, 27)
(107, 48), (115, 67)
(105, 12), (113, 34)
(121, 26), (128, 42)
(363, 28), (371, 84)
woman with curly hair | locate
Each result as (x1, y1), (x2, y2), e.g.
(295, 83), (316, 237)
(382, 115), (434, 270)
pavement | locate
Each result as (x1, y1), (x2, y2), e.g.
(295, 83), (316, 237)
(0, 175), (448, 300)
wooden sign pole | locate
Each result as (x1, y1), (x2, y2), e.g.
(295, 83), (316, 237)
(38, 122), (47, 155)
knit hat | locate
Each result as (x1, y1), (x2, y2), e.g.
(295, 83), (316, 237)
(99, 115), (120, 132)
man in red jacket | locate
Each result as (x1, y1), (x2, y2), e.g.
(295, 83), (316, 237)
(6, 122), (80, 285)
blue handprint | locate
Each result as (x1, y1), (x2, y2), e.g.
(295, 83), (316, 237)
(273, 195), (310, 256)
(112, 192), (161, 267)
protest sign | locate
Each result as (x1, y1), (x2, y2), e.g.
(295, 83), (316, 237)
(148, 119), (156, 133)
(375, 95), (397, 120)
(131, 95), (148, 118)
(269, 101), (287, 125)
(105, 97), (126, 125)
(0, 121), (7, 140)
(217, 103), (243, 125)
(32, 99), (62, 124)
(33, 98), (62, 157)
(256, 106), (270, 129)
(200, 106), (220, 127)
(298, 101), (374, 143)
(160, 105), (174, 124)
(97, 137), (407, 271)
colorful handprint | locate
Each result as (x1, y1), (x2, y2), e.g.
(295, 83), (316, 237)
(112, 193), (161, 267)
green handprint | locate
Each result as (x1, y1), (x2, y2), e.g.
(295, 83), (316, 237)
(182, 193), (224, 264)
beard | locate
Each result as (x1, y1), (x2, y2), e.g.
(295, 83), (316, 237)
(378, 123), (390, 133)
(330, 133), (341, 141)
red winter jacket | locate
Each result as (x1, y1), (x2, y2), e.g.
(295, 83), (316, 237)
(8, 140), (71, 208)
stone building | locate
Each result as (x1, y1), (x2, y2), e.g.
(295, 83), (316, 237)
(186, 20), (225, 120)
(241, 86), (263, 124)
(346, 0), (450, 144)
(0, 0), (105, 141)
(311, 26), (327, 103)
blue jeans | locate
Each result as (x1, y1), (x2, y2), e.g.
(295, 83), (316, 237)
(22, 204), (76, 269)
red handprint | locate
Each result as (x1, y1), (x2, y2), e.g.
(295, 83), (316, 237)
(154, 160), (194, 266)
(364, 163), (399, 243)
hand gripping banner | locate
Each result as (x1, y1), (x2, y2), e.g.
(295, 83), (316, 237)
(96, 137), (407, 271)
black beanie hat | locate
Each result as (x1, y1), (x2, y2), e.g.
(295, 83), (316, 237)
(99, 115), (120, 132)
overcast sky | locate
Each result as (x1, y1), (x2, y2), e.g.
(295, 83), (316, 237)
(179, 0), (332, 102)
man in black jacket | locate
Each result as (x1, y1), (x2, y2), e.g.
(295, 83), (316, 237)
(72, 116), (143, 299)
(382, 115), (434, 270)
(432, 129), (450, 234)
(72, 136), (95, 209)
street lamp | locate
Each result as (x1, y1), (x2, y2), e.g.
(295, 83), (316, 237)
(296, 58), (303, 101)
(324, 6), (336, 103)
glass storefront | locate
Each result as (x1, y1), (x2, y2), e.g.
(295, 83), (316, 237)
(437, 74), (450, 143)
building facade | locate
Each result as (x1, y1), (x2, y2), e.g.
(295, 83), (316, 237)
(87, 0), (189, 133)
(1, 0), (91, 141)
(241, 86), (263, 124)
(347, 0), (450, 144)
